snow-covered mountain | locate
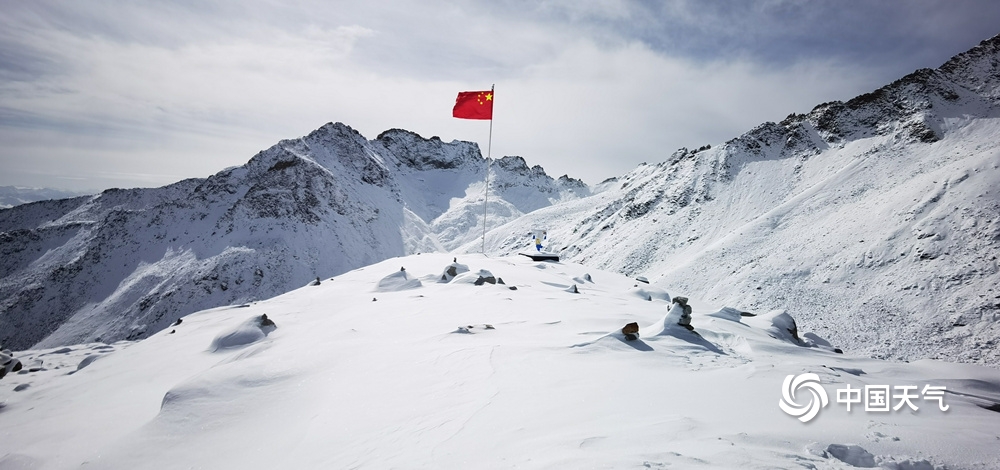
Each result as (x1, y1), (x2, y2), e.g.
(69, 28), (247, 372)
(0, 125), (586, 350)
(1, 254), (998, 469)
(475, 35), (1000, 365)
(3, 34), (1000, 470)
(4, 34), (1000, 369)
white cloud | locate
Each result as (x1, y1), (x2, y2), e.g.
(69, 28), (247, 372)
(1, 1), (998, 190)
(475, 41), (883, 184)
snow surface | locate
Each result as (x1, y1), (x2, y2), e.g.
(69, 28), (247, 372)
(471, 37), (1000, 365)
(1, 253), (998, 469)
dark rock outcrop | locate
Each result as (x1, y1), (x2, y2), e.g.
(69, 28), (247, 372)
(622, 322), (640, 341)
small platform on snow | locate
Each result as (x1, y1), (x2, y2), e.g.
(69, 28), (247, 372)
(519, 252), (560, 262)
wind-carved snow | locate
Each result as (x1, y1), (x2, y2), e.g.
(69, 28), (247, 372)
(1, 254), (997, 469)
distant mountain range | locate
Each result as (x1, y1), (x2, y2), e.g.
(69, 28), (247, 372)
(0, 186), (91, 209)
(2, 34), (998, 365)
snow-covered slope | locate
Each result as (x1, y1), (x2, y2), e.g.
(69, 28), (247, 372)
(1, 254), (997, 469)
(475, 35), (1000, 365)
(5, 34), (1000, 370)
(0, 125), (585, 350)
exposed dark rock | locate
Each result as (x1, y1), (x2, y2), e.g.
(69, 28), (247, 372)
(1, 350), (22, 381)
(622, 321), (640, 341)
(375, 128), (479, 170)
(622, 322), (641, 341)
(785, 317), (800, 341)
(673, 297), (694, 330)
(474, 276), (497, 286)
(452, 324), (496, 334)
(267, 159), (299, 172)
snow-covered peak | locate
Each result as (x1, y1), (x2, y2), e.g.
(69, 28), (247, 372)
(556, 174), (588, 192)
(375, 128), (482, 171)
(773, 33), (1000, 148)
(938, 33), (1000, 97)
(0, 122), (586, 350)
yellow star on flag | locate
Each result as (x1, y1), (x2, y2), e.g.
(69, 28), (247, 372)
(453, 89), (495, 120)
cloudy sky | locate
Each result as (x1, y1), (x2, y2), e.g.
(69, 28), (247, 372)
(2, 0), (999, 191)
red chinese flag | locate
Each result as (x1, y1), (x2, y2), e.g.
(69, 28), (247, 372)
(453, 90), (493, 120)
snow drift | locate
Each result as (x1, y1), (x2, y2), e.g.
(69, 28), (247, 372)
(1, 254), (997, 469)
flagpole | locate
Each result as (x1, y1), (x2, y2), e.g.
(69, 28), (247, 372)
(482, 84), (494, 254)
